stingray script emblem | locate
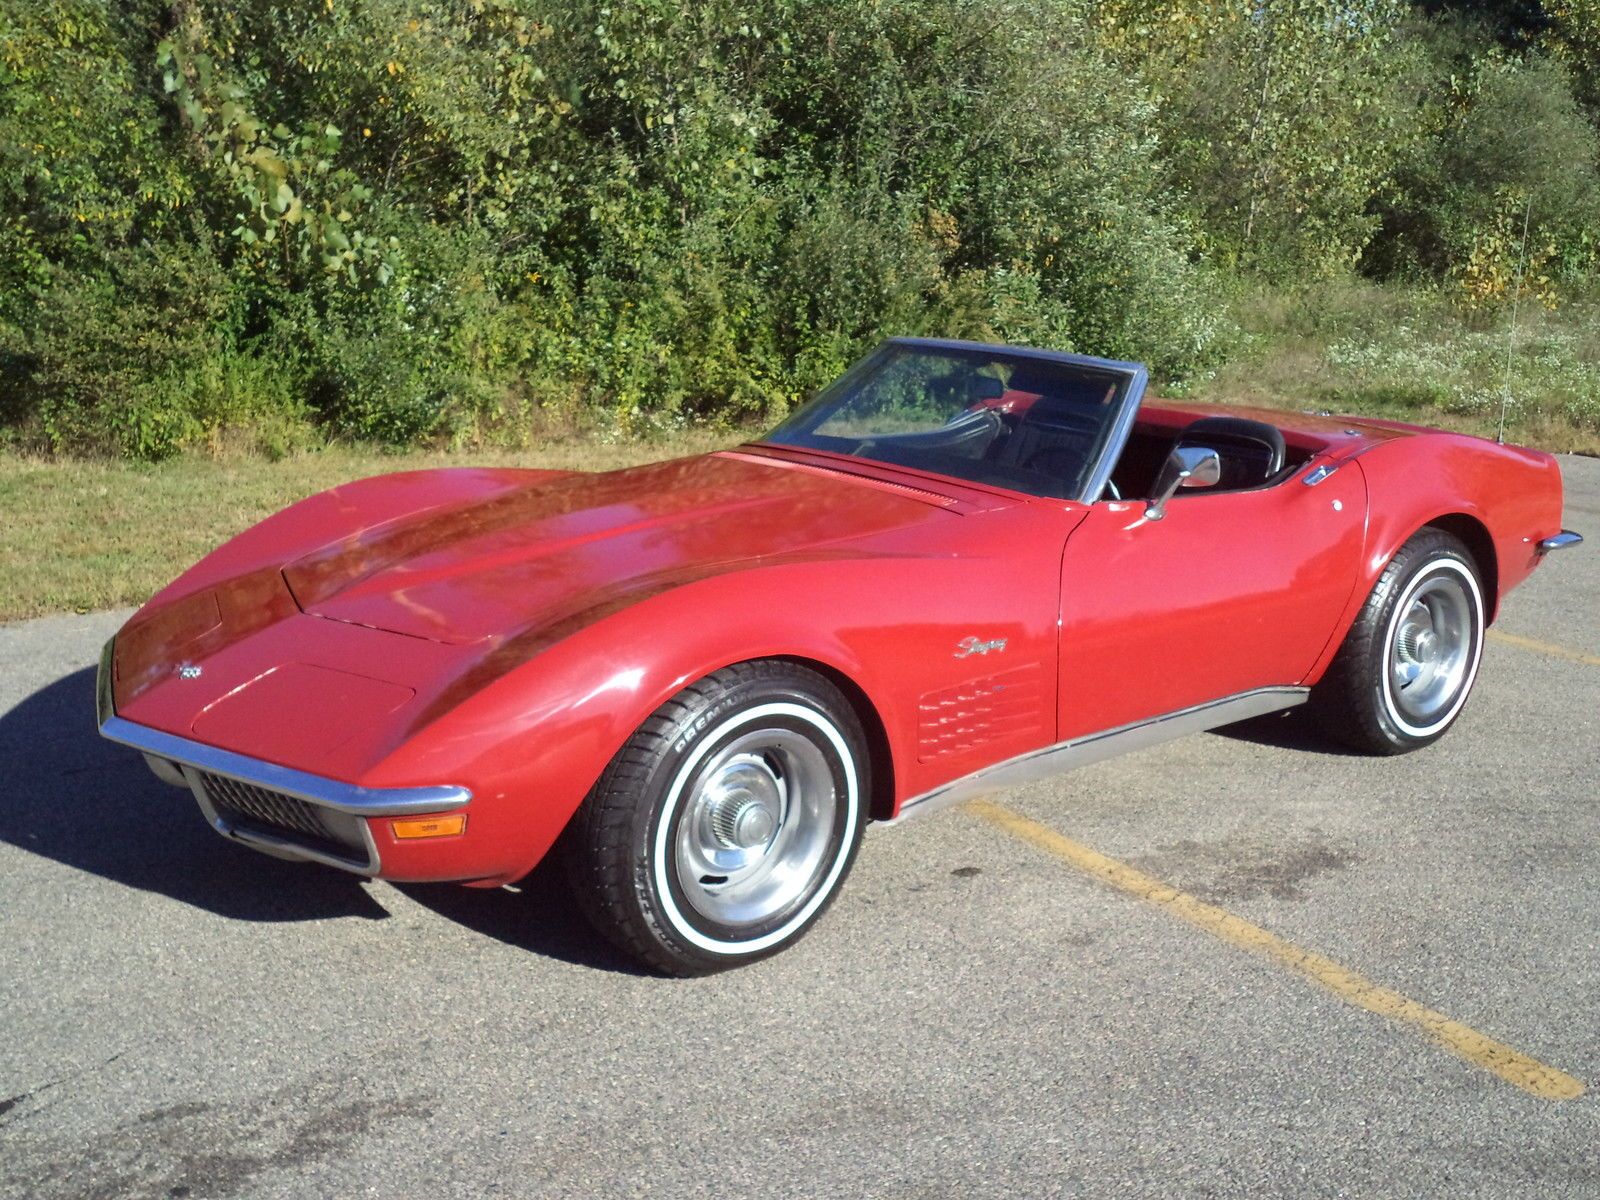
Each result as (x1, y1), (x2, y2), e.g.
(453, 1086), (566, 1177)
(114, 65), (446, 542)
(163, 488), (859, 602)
(954, 636), (1008, 659)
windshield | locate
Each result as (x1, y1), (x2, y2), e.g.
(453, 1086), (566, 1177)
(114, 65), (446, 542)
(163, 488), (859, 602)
(761, 341), (1140, 501)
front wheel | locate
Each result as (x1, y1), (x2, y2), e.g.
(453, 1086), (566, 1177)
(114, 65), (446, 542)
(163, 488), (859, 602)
(562, 661), (868, 975)
(1310, 528), (1486, 755)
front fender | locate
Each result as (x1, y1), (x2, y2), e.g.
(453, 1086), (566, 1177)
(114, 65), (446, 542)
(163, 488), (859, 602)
(359, 565), (888, 884)
(363, 538), (1060, 883)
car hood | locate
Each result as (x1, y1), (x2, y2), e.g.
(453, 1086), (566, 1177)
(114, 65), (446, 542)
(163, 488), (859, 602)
(280, 451), (956, 645)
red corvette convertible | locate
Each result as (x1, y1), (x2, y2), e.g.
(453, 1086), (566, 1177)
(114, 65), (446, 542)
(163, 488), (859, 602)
(98, 338), (1580, 973)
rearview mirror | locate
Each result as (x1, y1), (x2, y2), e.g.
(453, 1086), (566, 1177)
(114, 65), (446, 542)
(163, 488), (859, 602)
(1146, 446), (1221, 521)
(969, 373), (1006, 402)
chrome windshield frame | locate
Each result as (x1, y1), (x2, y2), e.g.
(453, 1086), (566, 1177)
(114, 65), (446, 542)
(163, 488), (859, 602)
(758, 336), (1148, 505)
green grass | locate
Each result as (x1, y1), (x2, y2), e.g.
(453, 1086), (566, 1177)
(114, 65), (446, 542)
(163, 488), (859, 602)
(0, 432), (731, 622)
(1187, 279), (1600, 455)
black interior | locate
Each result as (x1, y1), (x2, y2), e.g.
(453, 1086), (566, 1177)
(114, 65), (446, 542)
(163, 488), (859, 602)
(831, 401), (1302, 503)
(986, 394), (1105, 479)
(1109, 415), (1301, 499)
(1172, 416), (1287, 489)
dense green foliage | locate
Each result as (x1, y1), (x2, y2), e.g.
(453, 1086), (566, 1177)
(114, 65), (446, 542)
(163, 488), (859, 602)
(2, 0), (1597, 457)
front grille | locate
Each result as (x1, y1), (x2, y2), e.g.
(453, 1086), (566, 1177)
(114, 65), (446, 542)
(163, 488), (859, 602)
(195, 772), (371, 869)
(198, 771), (333, 840)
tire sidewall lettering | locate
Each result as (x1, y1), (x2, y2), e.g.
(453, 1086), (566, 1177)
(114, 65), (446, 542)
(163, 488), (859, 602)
(647, 699), (859, 957)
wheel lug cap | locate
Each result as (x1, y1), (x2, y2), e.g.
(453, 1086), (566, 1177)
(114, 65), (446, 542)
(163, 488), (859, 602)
(736, 805), (776, 847)
(712, 797), (776, 850)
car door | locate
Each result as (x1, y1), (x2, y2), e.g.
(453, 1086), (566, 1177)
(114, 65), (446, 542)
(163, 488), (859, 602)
(1056, 465), (1366, 742)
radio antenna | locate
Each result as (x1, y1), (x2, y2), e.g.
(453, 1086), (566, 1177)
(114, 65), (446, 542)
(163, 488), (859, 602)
(1497, 194), (1534, 445)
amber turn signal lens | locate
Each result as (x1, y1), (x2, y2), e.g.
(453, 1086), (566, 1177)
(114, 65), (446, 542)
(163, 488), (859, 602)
(391, 813), (467, 840)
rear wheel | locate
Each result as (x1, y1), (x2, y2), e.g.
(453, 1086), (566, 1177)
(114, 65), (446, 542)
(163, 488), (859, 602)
(562, 661), (868, 975)
(1310, 528), (1486, 755)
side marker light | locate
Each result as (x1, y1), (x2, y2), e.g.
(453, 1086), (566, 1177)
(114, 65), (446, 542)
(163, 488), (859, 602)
(392, 814), (467, 840)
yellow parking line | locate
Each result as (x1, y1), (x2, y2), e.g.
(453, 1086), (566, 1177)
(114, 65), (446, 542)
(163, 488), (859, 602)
(1488, 628), (1600, 668)
(967, 799), (1586, 1101)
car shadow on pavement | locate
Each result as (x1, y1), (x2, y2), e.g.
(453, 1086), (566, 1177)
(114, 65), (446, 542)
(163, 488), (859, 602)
(0, 666), (391, 922)
(1213, 708), (1364, 756)
(2, 665), (651, 972)
(398, 866), (652, 977)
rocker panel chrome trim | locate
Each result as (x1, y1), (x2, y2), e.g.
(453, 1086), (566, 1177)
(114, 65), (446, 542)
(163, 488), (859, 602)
(890, 686), (1310, 822)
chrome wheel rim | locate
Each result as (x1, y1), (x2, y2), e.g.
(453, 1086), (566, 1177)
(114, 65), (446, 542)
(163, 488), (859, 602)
(1385, 569), (1475, 727)
(674, 726), (839, 928)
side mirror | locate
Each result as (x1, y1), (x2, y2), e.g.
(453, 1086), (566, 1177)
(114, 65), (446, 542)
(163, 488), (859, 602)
(1146, 446), (1221, 521)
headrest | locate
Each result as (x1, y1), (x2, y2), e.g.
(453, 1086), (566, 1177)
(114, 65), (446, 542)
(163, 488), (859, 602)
(1173, 415), (1287, 484)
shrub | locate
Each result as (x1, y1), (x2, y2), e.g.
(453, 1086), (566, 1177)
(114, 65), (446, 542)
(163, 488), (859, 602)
(7, 238), (232, 458)
(1373, 26), (1600, 297)
(2, 0), (1597, 457)
(1096, 0), (1419, 280)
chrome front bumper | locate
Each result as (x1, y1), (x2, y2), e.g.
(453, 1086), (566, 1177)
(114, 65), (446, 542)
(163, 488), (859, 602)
(96, 638), (470, 875)
(1537, 530), (1583, 554)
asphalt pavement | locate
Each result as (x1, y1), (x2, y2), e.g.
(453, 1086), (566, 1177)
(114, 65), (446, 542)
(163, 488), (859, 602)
(2, 456), (1597, 1199)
